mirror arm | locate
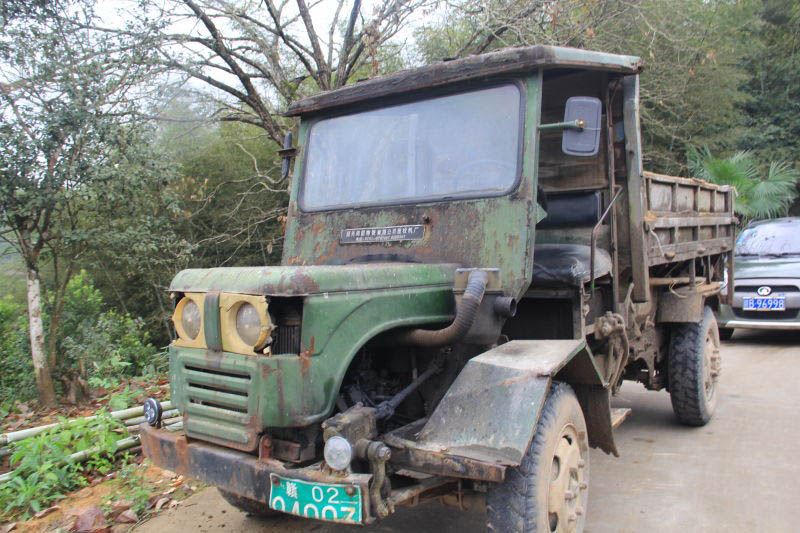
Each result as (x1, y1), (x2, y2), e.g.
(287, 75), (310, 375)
(538, 119), (585, 132)
(278, 131), (296, 180)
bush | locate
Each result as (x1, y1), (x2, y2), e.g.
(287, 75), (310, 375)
(0, 296), (36, 404)
(0, 272), (166, 403)
(0, 412), (127, 518)
(56, 272), (166, 391)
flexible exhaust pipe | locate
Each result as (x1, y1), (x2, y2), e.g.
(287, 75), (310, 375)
(395, 269), (489, 347)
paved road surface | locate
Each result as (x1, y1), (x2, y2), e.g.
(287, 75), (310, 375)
(135, 330), (800, 532)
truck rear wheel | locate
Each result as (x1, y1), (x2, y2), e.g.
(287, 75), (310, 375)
(218, 489), (280, 518)
(668, 306), (721, 426)
(486, 382), (589, 533)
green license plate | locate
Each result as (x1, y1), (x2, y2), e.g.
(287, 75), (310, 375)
(268, 474), (362, 524)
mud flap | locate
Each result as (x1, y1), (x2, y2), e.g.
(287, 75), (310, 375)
(415, 339), (604, 468)
(573, 384), (620, 456)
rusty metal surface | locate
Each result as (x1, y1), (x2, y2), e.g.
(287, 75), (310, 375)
(382, 420), (506, 483)
(140, 424), (375, 520)
(170, 263), (457, 297)
(412, 340), (587, 466)
(285, 45), (641, 117)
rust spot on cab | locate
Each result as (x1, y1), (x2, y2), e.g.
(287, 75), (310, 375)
(299, 336), (315, 374)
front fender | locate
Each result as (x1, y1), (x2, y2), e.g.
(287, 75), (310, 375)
(413, 339), (605, 468)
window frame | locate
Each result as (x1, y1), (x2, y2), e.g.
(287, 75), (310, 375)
(297, 79), (527, 213)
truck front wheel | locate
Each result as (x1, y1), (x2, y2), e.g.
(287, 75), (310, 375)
(486, 382), (589, 533)
(219, 489), (280, 518)
(668, 306), (721, 426)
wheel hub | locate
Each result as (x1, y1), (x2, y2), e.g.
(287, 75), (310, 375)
(548, 424), (587, 533)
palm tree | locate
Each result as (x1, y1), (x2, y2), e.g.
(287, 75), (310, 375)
(687, 147), (800, 221)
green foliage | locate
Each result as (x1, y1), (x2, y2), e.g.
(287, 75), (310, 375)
(0, 296), (35, 404)
(54, 272), (165, 389)
(688, 147), (800, 221)
(414, 0), (754, 174)
(738, 0), (800, 165)
(109, 462), (152, 516)
(0, 412), (127, 518)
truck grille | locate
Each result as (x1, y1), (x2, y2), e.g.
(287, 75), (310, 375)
(272, 325), (301, 354)
(735, 285), (799, 293)
(184, 364), (251, 416)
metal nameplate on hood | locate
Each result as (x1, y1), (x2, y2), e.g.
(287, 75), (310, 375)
(340, 224), (424, 243)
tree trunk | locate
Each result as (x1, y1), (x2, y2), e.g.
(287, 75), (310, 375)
(27, 268), (57, 406)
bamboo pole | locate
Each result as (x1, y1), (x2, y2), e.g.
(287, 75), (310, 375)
(0, 401), (172, 445)
(0, 435), (141, 483)
(124, 409), (179, 427)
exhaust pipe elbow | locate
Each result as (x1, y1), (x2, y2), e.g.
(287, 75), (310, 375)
(396, 270), (489, 347)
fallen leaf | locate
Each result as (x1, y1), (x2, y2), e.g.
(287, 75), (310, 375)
(163, 487), (176, 495)
(153, 479), (163, 485)
(34, 506), (60, 519)
(70, 505), (108, 532)
(154, 497), (170, 512)
(168, 500), (180, 509)
(115, 510), (138, 524)
(107, 501), (133, 520)
(187, 485), (197, 492)
(168, 476), (184, 487)
(0, 523), (17, 533)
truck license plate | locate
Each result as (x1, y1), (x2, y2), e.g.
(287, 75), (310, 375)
(743, 296), (785, 311)
(268, 474), (362, 524)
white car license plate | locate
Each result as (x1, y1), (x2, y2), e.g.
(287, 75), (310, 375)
(743, 296), (786, 311)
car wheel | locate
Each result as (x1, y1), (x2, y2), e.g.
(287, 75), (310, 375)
(669, 306), (721, 426)
(486, 382), (589, 532)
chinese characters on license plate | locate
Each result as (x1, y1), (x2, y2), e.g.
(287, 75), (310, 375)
(743, 296), (786, 311)
(268, 474), (362, 524)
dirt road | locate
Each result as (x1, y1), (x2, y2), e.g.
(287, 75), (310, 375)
(134, 329), (800, 532)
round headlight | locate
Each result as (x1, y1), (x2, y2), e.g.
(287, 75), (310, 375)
(324, 436), (353, 471)
(236, 303), (262, 346)
(181, 299), (201, 339)
(143, 397), (162, 427)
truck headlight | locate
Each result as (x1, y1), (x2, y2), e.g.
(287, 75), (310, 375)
(236, 303), (262, 346)
(172, 293), (206, 349)
(220, 294), (274, 355)
(182, 300), (202, 339)
(324, 436), (353, 471)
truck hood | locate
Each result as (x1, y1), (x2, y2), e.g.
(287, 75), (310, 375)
(170, 263), (459, 296)
(734, 257), (800, 280)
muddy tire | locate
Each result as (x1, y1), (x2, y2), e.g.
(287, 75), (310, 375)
(219, 489), (280, 518)
(718, 327), (734, 341)
(668, 306), (721, 426)
(486, 382), (589, 533)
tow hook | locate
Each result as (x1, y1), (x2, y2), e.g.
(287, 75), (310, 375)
(356, 439), (393, 518)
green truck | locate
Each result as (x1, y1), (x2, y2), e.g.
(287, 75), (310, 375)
(141, 45), (735, 532)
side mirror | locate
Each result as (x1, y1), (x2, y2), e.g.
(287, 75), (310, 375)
(562, 96), (602, 157)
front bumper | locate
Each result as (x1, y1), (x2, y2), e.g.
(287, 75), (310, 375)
(717, 303), (800, 330)
(139, 424), (375, 521)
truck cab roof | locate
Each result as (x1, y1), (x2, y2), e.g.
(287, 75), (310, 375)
(284, 45), (642, 117)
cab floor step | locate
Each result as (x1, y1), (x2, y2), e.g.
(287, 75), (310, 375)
(611, 407), (632, 429)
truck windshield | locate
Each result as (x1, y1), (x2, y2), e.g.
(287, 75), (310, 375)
(301, 84), (522, 210)
(735, 219), (800, 257)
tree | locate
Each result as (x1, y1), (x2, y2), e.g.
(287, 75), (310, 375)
(414, 0), (754, 174)
(738, 0), (800, 165)
(0, 1), (161, 404)
(688, 147), (800, 222)
(97, 0), (435, 145)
